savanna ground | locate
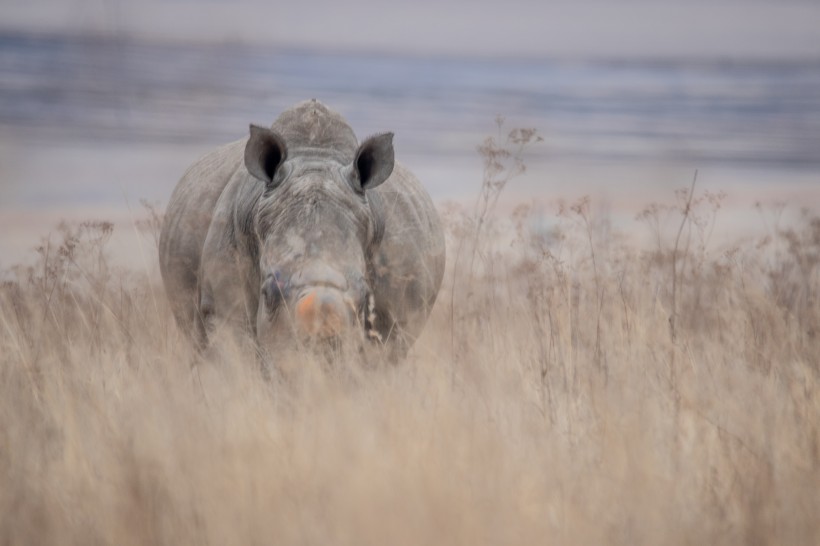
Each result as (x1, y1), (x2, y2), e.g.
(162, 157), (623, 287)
(1, 128), (818, 545)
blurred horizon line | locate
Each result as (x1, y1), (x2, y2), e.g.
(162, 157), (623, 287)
(2, 31), (819, 170)
(3, 28), (820, 67)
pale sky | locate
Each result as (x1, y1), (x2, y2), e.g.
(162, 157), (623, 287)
(2, 0), (819, 268)
(2, 1), (820, 60)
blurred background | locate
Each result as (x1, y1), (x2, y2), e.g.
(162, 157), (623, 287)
(1, 0), (819, 267)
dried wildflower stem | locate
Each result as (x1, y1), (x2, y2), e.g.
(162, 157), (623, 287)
(670, 170), (698, 345)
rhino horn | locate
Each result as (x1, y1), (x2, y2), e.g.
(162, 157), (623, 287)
(293, 289), (351, 339)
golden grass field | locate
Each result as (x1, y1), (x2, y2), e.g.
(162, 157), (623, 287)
(1, 133), (818, 545)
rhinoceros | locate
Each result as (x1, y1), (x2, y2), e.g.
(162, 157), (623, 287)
(159, 100), (445, 360)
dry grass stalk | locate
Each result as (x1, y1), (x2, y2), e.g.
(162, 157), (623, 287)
(1, 143), (818, 545)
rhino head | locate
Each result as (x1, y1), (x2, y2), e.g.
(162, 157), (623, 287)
(244, 123), (394, 352)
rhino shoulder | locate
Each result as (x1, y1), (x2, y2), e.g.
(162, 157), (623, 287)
(159, 138), (248, 337)
(160, 138), (247, 260)
(366, 162), (445, 348)
(198, 171), (264, 334)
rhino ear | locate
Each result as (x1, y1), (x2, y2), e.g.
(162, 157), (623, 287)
(245, 124), (288, 186)
(349, 133), (394, 192)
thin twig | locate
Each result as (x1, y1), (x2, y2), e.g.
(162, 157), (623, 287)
(670, 170), (698, 343)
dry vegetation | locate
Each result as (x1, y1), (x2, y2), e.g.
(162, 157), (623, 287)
(1, 129), (818, 545)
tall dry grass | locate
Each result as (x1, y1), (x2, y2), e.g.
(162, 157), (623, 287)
(1, 131), (818, 545)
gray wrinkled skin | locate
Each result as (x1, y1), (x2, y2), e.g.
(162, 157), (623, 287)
(159, 100), (445, 360)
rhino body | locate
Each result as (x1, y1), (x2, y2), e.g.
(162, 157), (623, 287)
(159, 100), (445, 359)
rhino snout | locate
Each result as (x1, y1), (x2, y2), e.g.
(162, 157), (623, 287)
(293, 288), (354, 340)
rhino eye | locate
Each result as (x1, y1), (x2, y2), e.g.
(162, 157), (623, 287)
(261, 272), (284, 312)
(199, 292), (214, 318)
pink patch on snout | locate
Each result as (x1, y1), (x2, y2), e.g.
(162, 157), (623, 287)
(294, 290), (348, 338)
